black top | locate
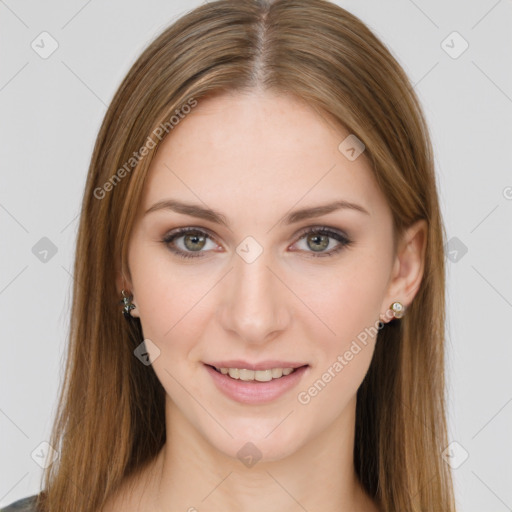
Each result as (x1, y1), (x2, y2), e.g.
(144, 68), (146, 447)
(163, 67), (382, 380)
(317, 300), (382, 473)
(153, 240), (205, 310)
(0, 495), (39, 512)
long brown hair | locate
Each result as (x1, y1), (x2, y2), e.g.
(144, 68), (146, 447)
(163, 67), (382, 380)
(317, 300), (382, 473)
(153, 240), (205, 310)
(36, 1), (455, 510)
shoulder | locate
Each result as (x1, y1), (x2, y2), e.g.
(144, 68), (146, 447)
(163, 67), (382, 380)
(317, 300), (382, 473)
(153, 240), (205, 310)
(0, 495), (40, 512)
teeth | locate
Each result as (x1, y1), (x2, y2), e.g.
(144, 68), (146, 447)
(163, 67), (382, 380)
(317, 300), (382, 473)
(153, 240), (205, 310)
(217, 366), (297, 381)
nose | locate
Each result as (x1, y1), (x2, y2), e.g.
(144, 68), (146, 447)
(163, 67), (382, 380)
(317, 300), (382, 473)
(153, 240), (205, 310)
(218, 248), (291, 345)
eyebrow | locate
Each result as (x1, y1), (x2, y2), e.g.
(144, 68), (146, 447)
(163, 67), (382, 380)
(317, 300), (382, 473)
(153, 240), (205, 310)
(144, 198), (370, 226)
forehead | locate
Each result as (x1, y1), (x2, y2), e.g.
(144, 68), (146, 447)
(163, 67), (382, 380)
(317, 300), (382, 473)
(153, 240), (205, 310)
(141, 90), (389, 222)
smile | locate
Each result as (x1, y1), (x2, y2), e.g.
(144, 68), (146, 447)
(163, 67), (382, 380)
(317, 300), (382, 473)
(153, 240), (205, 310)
(204, 363), (309, 404)
(212, 366), (297, 381)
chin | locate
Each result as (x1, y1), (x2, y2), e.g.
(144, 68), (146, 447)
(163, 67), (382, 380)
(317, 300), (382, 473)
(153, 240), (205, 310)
(203, 418), (306, 465)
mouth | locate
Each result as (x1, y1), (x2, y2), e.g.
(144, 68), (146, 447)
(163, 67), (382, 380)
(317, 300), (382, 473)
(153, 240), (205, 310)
(205, 364), (308, 382)
(203, 362), (310, 404)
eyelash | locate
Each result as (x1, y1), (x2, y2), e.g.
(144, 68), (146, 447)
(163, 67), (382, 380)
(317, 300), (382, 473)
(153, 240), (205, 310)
(162, 226), (352, 260)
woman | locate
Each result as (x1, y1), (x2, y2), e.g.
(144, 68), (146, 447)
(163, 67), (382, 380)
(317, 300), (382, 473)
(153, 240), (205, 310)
(2, 0), (456, 510)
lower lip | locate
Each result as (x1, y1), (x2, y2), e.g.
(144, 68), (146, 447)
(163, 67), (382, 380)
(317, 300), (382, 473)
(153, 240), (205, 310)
(204, 364), (309, 405)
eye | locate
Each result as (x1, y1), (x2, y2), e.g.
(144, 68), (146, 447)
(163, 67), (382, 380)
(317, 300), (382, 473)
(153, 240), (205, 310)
(162, 227), (219, 259)
(291, 226), (352, 257)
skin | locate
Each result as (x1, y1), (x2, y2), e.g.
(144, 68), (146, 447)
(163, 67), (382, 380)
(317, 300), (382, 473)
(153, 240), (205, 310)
(107, 90), (427, 512)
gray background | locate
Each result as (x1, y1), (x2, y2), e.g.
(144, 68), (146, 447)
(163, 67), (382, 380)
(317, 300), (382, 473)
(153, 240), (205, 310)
(1, 0), (511, 510)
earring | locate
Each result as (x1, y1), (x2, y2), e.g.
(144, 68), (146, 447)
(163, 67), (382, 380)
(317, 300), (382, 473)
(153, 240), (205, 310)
(121, 289), (136, 318)
(389, 301), (405, 319)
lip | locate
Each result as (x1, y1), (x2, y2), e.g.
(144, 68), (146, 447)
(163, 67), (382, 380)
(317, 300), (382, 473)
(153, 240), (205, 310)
(204, 363), (309, 405)
(205, 360), (308, 371)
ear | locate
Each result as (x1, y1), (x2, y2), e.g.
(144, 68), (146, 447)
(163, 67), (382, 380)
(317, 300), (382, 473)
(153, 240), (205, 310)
(380, 219), (427, 323)
(115, 268), (140, 318)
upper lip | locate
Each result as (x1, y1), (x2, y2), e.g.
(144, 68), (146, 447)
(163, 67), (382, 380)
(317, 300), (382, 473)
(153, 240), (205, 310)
(205, 360), (309, 371)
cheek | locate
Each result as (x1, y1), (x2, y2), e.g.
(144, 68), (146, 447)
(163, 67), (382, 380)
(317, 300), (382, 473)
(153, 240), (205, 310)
(295, 266), (383, 414)
(295, 343), (375, 427)
(129, 242), (209, 341)
(301, 252), (389, 345)
(293, 252), (388, 404)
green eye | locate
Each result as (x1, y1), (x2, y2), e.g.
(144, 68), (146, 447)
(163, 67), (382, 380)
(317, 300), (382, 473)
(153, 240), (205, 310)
(163, 228), (215, 259)
(293, 227), (352, 257)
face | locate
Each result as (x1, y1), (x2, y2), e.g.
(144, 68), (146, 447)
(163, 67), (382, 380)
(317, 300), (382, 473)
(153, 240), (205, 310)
(123, 90), (408, 462)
